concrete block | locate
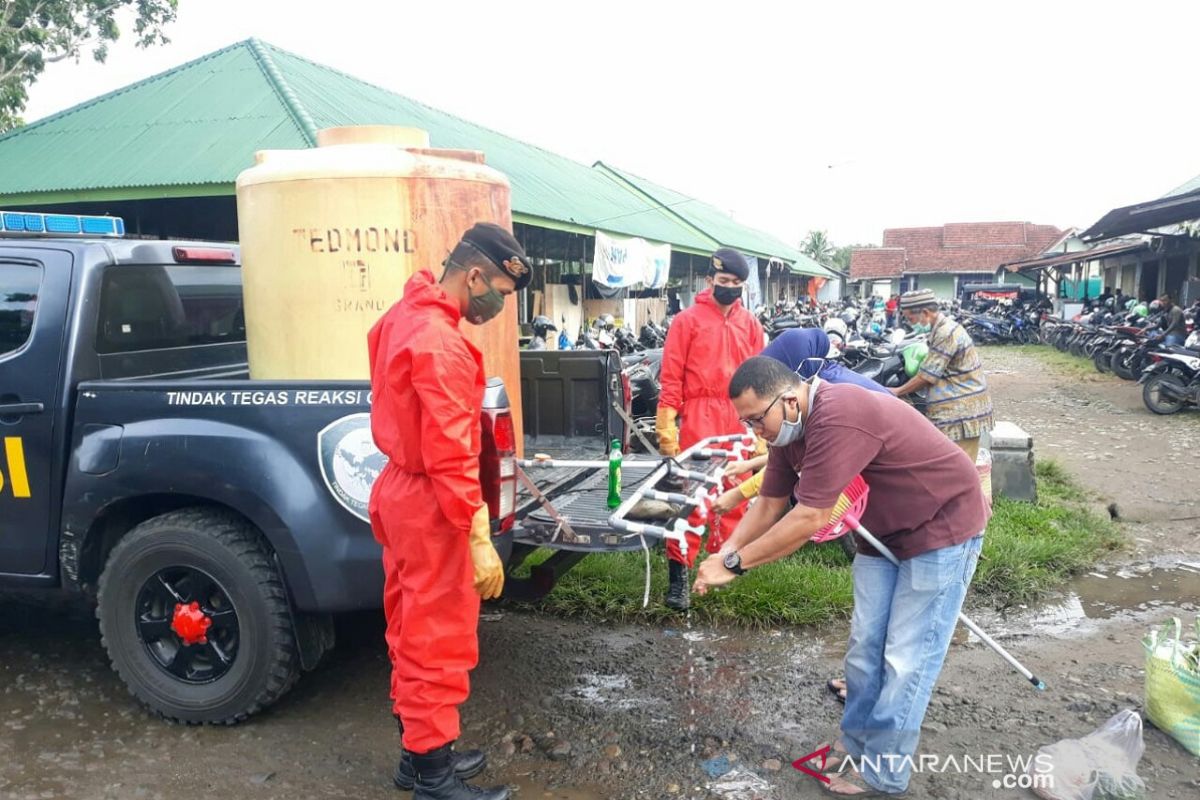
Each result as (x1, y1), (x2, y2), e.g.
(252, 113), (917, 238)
(987, 421), (1037, 503)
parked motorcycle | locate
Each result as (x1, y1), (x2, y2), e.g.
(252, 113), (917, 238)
(639, 320), (666, 349)
(612, 326), (645, 355)
(623, 350), (662, 417)
(850, 331), (929, 414)
(1140, 344), (1200, 415)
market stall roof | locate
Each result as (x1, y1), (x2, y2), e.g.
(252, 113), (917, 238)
(1080, 174), (1200, 242)
(998, 241), (1148, 273)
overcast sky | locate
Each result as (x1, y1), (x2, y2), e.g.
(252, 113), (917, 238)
(21, 0), (1200, 248)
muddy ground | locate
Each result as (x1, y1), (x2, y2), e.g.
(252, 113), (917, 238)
(2, 347), (1198, 800)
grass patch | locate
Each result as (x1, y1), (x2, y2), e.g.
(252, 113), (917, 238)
(521, 459), (1124, 626)
(971, 460), (1124, 607)
(995, 343), (1103, 379)
(518, 542), (853, 627)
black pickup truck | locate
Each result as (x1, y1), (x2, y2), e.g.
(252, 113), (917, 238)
(0, 213), (630, 724)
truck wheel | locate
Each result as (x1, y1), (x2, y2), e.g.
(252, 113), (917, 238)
(97, 508), (299, 724)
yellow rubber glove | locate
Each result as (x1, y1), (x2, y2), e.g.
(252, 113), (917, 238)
(738, 468), (766, 500)
(655, 406), (680, 457)
(468, 505), (504, 600)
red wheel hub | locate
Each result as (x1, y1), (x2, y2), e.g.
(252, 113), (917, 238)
(171, 601), (212, 646)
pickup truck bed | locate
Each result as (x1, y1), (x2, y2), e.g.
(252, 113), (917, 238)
(519, 470), (657, 552)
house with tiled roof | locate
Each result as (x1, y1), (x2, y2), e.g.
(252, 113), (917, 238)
(849, 221), (1064, 299)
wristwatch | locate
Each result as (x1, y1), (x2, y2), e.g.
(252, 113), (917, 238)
(723, 550), (747, 576)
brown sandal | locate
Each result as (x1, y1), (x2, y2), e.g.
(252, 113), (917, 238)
(819, 767), (905, 797)
(813, 740), (854, 772)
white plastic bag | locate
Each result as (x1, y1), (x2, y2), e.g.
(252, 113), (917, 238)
(1028, 710), (1146, 800)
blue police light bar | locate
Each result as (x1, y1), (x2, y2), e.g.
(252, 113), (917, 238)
(0, 210), (125, 237)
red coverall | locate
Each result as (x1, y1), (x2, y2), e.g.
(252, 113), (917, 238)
(367, 269), (485, 755)
(658, 288), (764, 566)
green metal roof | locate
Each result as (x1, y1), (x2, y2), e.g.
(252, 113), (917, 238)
(1164, 172), (1200, 199)
(0, 39), (713, 252)
(593, 162), (833, 277)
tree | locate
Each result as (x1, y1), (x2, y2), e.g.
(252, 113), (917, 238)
(801, 229), (835, 266)
(0, 1), (178, 132)
(832, 243), (875, 272)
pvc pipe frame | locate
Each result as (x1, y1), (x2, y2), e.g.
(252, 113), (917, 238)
(849, 521), (1046, 691)
(606, 434), (753, 559)
(518, 459), (661, 470)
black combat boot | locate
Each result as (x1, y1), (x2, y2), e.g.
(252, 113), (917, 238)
(410, 745), (510, 800)
(665, 560), (690, 611)
(393, 718), (486, 790)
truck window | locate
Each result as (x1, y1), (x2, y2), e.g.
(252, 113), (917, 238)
(96, 265), (245, 354)
(0, 262), (40, 356)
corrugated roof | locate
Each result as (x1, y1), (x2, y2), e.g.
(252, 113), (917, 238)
(0, 39), (714, 252)
(0, 43), (305, 192)
(1164, 173), (1200, 199)
(999, 241), (1147, 273)
(593, 162), (832, 277)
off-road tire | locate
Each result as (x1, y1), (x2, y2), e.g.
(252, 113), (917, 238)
(97, 508), (299, 724)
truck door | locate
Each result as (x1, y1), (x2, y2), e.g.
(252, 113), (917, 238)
(0, 251), (72, 575)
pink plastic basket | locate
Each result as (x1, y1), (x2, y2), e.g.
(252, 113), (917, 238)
(810, 475), (870, 543)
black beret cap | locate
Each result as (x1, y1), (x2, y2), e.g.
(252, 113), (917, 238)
(710, 247), (750, 281)
(458, 222), (532, 290)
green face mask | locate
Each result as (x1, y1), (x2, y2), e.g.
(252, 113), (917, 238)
(911, 321), (932, 334)
(466, 272), (505, 325)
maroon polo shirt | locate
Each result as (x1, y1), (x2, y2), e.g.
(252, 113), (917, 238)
(760, 381), (989, 559)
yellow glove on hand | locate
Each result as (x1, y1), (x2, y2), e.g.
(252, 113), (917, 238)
(738, 468), (766, 500)
(655, 406), (680, 457)
(468, 505), (504, 600)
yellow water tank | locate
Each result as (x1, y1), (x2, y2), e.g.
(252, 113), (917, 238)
(236, 126), (524, 442)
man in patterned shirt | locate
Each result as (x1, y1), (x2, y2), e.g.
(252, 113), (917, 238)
(890, 289), (994, 461)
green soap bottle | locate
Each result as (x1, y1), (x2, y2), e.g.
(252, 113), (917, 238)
(607, 438), (623, 509)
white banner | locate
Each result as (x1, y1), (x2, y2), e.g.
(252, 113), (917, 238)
(744, 255), (763, 312)
(592, 230), (671, 289)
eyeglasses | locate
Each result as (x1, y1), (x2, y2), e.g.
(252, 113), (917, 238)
(739, 391), (787, 428)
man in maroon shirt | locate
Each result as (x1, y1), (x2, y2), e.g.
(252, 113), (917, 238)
(695, 356), (988, 796)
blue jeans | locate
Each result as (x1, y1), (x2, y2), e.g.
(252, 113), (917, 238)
(1165, 333), (1185, 347)
(840, 534), (984, 794)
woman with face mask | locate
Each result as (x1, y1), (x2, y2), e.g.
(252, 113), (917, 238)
(711, 328), (891, 514)
(367, 222), (529, 800)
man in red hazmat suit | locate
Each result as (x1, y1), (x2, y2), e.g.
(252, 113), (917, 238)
(368, 222), (530, 800)
(655, 247), (764, 610)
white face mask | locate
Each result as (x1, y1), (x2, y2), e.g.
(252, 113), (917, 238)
(769, 399), (803, 447)
(769, 378), (819, 448)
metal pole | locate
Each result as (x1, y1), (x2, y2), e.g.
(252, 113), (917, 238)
(850, 523), (1046, 691)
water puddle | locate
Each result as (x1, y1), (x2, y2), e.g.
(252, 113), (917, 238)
(965, 559), (1200, 641)
(560, 672), (662, 710)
